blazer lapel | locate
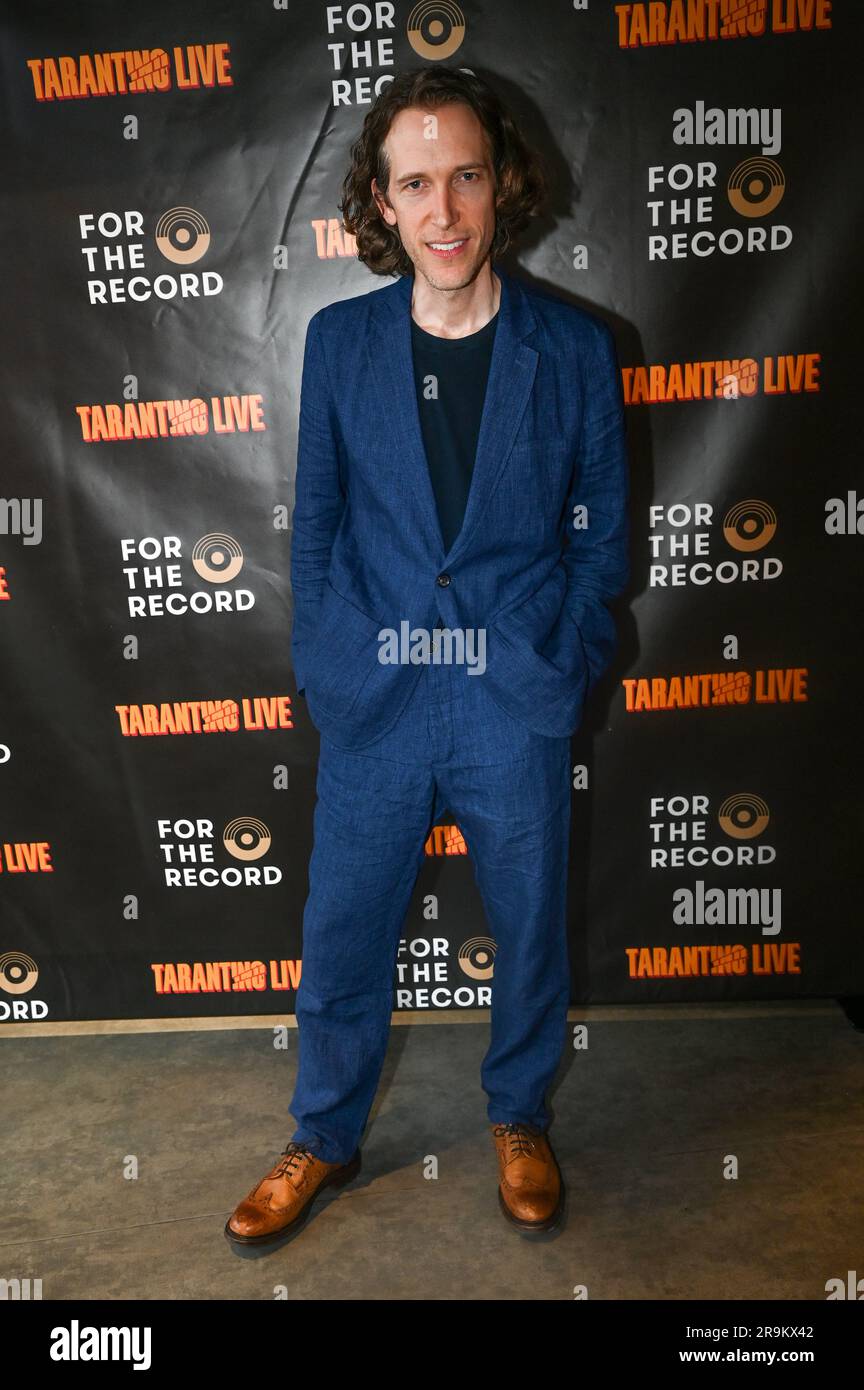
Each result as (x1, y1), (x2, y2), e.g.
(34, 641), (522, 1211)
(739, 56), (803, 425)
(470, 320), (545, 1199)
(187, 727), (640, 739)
(368, 264), (539, 567)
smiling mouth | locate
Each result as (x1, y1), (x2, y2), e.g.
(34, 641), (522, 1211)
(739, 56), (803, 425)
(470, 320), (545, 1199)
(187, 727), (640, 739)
(426, 238), (469, 256)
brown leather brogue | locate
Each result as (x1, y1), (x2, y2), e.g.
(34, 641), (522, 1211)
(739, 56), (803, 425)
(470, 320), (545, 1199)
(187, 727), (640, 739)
(224, 1141), (361, 1256)
(491, 1121), (564, 1232)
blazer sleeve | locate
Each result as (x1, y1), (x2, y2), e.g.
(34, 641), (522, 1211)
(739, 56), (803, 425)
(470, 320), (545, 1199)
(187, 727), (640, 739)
(563, 319), (631, 695)
(290, 312), (346, 695)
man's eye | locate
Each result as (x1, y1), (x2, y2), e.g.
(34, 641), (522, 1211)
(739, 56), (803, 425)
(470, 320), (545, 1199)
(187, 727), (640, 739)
(404, 174), (478, 191)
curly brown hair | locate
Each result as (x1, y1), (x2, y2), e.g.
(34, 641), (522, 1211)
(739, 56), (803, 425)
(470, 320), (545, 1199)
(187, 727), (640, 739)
(339, 66), (548, 277)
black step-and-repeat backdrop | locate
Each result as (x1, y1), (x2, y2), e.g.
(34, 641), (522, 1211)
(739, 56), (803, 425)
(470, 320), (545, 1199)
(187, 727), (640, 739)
(1, 1), (860, 1026)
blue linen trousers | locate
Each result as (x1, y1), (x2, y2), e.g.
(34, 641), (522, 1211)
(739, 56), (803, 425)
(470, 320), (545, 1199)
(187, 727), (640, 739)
(288, 648), (572, 1165)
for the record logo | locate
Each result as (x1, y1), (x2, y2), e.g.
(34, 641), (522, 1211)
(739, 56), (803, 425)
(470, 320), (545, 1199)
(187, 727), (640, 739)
(0, 951), (48, 1022)
(79, 205), (222, 305)
(120, 532), (254, 617)
(649, 792), (776, 869)
(649, 498), (782, 588)
(157, 816), (281, 887)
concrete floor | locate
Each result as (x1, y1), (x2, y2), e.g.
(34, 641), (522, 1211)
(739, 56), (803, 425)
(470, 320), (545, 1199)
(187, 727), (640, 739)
(2, 1000), (862, 1300)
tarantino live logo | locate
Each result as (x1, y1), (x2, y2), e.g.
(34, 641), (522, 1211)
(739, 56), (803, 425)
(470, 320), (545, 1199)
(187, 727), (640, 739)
(151, 957), (301, 995)
(120, 533), (255, 618)
(624, 939), (801, 979)
(622, 667), (808, 712)
(0, 841), (54, 875)
(115, 695), (296, 737)
(79, 208), (222, 306)
(615, 1), (832, 47)
(77, 392), (266, 442)
(622, 350), (820, 404)
(26, 43), (233, 99)
(424, 823), (468, 855)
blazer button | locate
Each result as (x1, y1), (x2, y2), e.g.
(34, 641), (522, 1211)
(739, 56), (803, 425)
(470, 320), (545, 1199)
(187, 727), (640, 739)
(436, 572), (451, 586)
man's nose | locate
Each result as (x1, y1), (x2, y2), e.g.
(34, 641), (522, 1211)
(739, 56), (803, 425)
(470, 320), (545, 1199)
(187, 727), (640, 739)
(429, 184), (458, 227)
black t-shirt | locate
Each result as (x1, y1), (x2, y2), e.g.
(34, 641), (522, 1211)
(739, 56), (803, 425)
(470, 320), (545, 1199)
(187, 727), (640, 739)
(410, 309), (499, 554)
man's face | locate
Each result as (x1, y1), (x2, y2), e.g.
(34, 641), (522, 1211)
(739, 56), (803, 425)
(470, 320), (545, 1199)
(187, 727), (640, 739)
(371, 102), (498, 290)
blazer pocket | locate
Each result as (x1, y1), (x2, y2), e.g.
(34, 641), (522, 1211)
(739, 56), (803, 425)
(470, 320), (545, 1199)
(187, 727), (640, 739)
(302, 580), (382, 715)
(492, 565), (587, 683)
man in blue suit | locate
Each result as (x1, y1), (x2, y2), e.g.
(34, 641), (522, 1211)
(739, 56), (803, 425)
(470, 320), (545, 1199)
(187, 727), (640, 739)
(226, 66), (629, 1255)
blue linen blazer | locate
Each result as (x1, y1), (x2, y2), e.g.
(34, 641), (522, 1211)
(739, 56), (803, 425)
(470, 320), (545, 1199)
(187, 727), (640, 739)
(290, 264), (630, 747)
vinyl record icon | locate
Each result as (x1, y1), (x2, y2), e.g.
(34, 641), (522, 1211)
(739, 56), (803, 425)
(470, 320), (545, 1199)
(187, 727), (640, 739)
(191, 533), (244, 584)
(223, 817), (271, 861)
(0, 950), (38, 995)
(458, 935), (497, 980)
(722, 499), (777, 552)
(406, 2), (466, 60)
(728, 158), (785, 218)
(154, 206), (211, 264)
(718, 793), (770, 840)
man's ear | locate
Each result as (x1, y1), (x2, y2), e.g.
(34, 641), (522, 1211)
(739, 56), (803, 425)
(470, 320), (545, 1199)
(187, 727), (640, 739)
(371, 177), (393, 226)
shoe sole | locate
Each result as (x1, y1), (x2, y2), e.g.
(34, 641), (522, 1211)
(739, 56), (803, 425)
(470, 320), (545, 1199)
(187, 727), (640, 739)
(498, 1156), (566, 1234)
(224, 1148), (362, 1258)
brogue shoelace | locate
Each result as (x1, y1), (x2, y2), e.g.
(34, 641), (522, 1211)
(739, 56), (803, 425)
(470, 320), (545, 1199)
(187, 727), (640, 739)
(493, 1122), (536, 1157)
(273, 1141), (317, 1177)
